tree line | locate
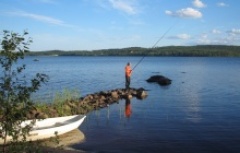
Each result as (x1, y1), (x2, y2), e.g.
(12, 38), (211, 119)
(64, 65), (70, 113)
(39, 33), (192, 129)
(25, 45), (240, 57)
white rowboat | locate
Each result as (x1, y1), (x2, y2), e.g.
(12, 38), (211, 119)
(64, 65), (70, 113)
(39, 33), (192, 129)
(0, 115), (86, 144)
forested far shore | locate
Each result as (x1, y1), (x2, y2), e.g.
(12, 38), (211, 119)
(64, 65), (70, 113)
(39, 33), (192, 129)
(26, 45), (240, 57)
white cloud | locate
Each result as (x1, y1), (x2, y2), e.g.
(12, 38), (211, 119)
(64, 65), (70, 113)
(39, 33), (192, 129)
(5, 10), (76, 28)
(227, 28), (240, 35)
(212, 29), (221, 34)
(201, 33), (208, 39)
(169, 34), (191, 40)
(15, 11), (62, 24)
(28, 0), (57, 4)
(165, 10), (172, 16)
(195, 29), (240, 45)
(215, 35), (240, 45)
(108, 0), (137, 15)
(178, 34), (191, 39)
(217, 2), (228, 7)
(192, 0), (206, 8)
(165, 8), (202, 19)
(221, 29), (240, 45)
(197, 33), (211, 44)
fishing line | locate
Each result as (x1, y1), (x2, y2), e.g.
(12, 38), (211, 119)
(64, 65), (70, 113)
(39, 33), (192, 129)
(132, 23), (176, 71)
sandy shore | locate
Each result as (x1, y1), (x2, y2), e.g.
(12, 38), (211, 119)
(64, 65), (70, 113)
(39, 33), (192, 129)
(41, 129), (87, 153)
(42, 147), (87, 153)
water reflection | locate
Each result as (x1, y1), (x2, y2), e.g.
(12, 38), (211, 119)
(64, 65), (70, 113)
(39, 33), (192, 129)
(125, 98), (132, 118)
(179, 70), (202, 123)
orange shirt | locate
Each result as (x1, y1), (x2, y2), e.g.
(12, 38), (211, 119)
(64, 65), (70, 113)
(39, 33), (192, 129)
(125, 65), (132, 77)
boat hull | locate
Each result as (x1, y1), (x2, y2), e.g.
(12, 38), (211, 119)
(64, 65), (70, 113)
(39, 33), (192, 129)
(0, 115), (86, 144)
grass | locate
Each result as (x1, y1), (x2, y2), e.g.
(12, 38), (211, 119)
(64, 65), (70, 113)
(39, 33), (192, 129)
(33, 88), (94, 118)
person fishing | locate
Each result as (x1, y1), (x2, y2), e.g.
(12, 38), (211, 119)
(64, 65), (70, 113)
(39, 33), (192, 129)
(125, 62), (132, 89)
(123, 25), (174, 90)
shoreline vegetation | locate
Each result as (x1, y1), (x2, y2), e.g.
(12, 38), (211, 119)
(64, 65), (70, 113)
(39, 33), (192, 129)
(29, 88), (147, 119)
(26, 45), (240, 57)
(1, 88), (147, 152)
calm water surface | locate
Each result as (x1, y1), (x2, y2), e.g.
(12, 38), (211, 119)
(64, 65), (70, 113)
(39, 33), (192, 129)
(24, 57), (240, 153)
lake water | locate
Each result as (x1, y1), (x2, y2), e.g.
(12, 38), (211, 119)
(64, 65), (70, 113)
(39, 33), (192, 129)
(22, 56), (240, 152)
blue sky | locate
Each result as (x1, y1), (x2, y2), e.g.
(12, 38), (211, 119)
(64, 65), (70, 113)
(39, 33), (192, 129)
(0, 0), (239, 51)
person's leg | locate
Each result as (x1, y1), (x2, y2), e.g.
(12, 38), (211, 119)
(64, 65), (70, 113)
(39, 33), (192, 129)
(128, 77), (131, 88)
(125, 76), (130, 89)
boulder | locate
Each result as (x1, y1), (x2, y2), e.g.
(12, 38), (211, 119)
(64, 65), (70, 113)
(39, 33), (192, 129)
(146, 75), (171, 86)
(136, 89), (148, 99)
(122, 94), (133, 99)
(111, 91), (119, 99)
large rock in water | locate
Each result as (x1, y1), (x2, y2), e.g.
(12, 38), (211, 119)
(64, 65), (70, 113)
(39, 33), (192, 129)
(146, 75), (172, 86)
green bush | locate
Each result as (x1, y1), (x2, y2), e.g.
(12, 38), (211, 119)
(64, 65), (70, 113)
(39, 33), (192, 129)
(0, 30), (48, 152)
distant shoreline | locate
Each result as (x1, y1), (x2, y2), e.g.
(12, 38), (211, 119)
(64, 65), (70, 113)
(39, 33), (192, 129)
(26, 45), (240, 57)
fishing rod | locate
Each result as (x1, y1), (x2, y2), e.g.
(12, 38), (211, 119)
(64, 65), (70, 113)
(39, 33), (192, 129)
(132, 24), (175, 71)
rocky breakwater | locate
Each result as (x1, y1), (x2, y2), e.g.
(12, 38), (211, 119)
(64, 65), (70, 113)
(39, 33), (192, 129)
(81, 87), (148, 109)
(27, 88), (148, 119)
